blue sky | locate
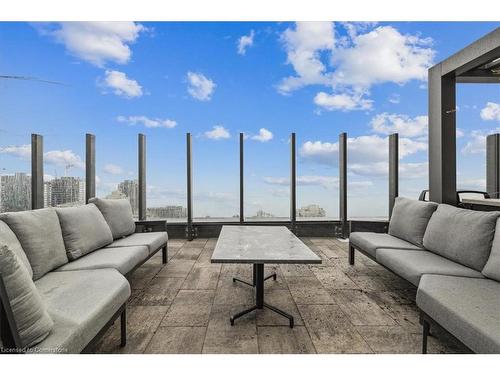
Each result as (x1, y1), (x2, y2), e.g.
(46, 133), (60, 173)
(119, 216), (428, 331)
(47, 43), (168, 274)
(0, 21), (499, 219)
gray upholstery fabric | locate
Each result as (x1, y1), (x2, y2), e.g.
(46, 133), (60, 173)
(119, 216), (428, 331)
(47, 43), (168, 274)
(0, 220), (33, 279)
(56, 204), (113, 261)
(483, 219), (500, 282)
(33, 269), (130, 354)
(417, 274), (500, 353)
(56, 245), (149, 275)
(423, 204), (500, 271)
(388, 197), (438, 247)
(0, 208), (68, 280)
(88, 197), (135, 239)
(106, 232), (168, 255)
(0, 246), (54, 348)
(349, 232), (421, 258)
(376, 249), (484, 286)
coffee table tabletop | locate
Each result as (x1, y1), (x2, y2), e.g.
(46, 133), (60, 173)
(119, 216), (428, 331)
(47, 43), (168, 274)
(211, 225), (321, 264)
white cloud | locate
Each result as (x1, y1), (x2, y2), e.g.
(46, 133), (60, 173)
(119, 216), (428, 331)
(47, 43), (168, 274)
(388, 93), (400, 104)
(103, 163), (124, 175)
(116, 115), (177, 129)
(251, 128), (273, 142)
(314, 91), (373, 112)
(237, 30), (255, 55)
(461, 130), (487, 155)
(43, 22), (145, 67)
(458, 178), (486, 190)
(204, 125), (230, 140)
(480, 102), (500, 121)
(44, 150), (85, 169)
(102, 70), (143, 98)
(264, 175), (372, 190)
(187, 72), (216, 101)
(0, 144), (31, 159)
(370, 113), (428, 138)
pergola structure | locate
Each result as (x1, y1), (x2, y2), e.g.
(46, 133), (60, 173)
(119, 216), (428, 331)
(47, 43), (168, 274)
(429, 27), (500, 205)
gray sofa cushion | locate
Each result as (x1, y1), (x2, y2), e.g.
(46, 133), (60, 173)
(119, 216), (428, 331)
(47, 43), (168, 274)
(349, 232), (421, 259)
(34, 269), (130, 354)
(0, 245), (54, 348)
(56, 204), (113, 261)
(388, 197), (438, 247)
(88, 197), (135, 239)
(416, 274), (500, 353)
(0, 208), (68, 280)
(376, 249), (484, 286)
(56, 245), (149, 275)
(0, 220), (33, 279)
(106, 232), (168, 255)
(423, 204), (500, 271)
(482, 219), (500, 282)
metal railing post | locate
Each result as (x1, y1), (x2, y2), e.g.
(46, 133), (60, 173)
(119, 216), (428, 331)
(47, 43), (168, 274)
(486, 134), (500, 198)
(339, 132), (347, 238)
(239, 133), (244, 224)
(290, 133), (297, 233)
(186, 133), (194, 240)
(389, 133), (399, 217)
(138, 134), (146, 221)
(31, 134), (44, 209)
(85, 133), (96, 203)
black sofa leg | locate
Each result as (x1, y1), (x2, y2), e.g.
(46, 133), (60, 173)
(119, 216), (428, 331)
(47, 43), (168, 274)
(162, 245), (168, 264)
(120, 308), (127, 347)
(349, 244), (355, 265)
(422, 318), (430, 354)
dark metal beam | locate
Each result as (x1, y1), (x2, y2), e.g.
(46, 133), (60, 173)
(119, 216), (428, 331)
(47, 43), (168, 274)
(486, 134), (500, 198)
(389, 133), (399, 217)
(339, 132), (347, 238)
(428, 64), (457, 205)
(31, 134), (43, 209)
(138, 134), (146, 221)
(186, 133), (194, 240)
(290, 133), (296, 232)
(239, 133), (244, 224)
(85, 133), (95, 203)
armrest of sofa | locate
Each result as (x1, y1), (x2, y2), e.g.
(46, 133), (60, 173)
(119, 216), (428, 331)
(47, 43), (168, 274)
(0, 272), (23, 350)
(134, 220), (167, 233)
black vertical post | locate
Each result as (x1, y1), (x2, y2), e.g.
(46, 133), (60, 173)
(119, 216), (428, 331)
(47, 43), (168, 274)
(290, 133), (297, 233)
(389, 133), (399, 217)
(85, 133), (95, 203)
(239, 133), (244, 223)
(138, 134), (146, 221)
(186, 133), (193, 240)
(31, 134), (43, 209)
(339, 132), (347, 238)
(486, 134), (500, 198)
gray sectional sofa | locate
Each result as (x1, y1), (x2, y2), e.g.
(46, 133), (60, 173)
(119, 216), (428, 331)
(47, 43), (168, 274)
(0, 198), (168, 354)
(349, 197), (500, 354)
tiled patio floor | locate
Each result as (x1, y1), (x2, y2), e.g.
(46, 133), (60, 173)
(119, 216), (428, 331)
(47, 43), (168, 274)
(93, 237), (469, 354)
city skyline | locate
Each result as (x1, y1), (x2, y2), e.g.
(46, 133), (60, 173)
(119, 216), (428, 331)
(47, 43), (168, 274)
(1, 22), (499, 218)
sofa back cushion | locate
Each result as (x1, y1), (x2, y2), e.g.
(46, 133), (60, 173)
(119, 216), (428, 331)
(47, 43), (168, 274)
(388, 197), (438, 247)
(482, 219), (500, 282)
(0, 221), (33, 279)
(56, 203), (114, 261)
(0, 208), (68, 280)
(423, 204), (500, 271)
(88, 197), (135, 239)
(0, 245), (54, 348)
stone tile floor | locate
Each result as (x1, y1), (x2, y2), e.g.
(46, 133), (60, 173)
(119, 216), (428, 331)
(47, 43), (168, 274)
(93, 237), (469, 354)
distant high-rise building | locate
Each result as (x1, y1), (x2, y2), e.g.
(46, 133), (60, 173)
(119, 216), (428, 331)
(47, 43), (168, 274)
(0, 173), (31, 212)
(46, 177), (85, 207)
(254, 209), (274, 218)
(297, 204), (326, 217)
(106, 190), (127, 200)
(117, 179), (138, 215)
(147, 206), (187, 219)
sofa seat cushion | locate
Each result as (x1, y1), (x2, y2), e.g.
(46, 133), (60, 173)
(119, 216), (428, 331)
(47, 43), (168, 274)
(482, 219), (500, 282)
(416, 275), (500, 354)
(388, 197), (438, 247)
(0, 208), (68, 280)
(349, 232), (421, 258)
(423, 204), (500, 271)
(56, 204), (113, 261)
(376, 249), (484, 286)
(106, 232), (168, 255)
(33, 269), (130, 354)
(55, 246), (149, 275)
(89, 197), (135, 239)
(0, 220), (33, 279)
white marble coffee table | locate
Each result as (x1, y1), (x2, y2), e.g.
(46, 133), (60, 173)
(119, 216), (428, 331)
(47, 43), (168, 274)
(211, 225), (321, 328)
